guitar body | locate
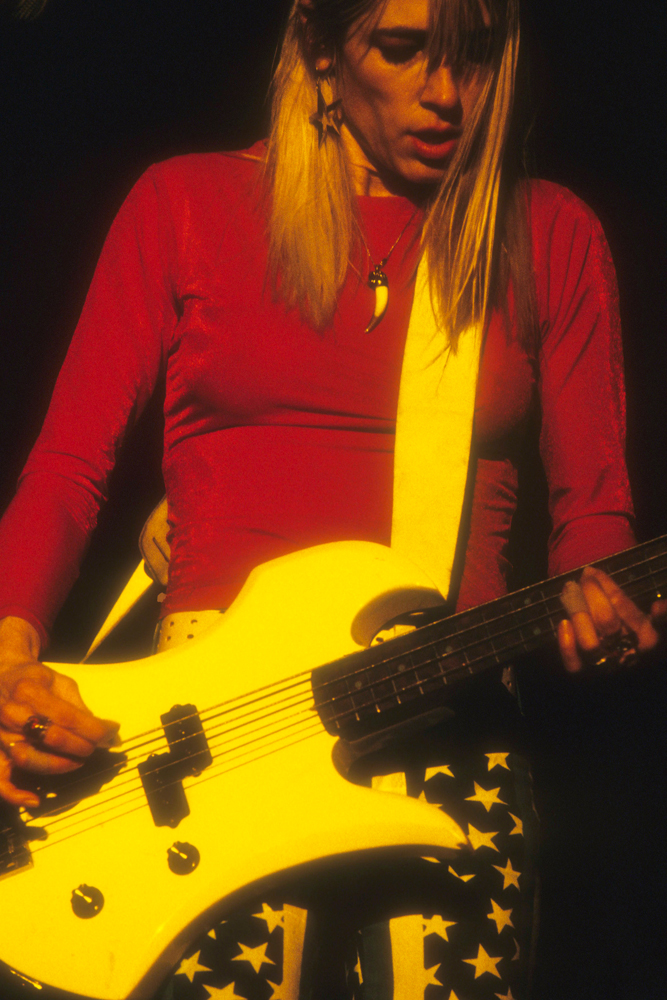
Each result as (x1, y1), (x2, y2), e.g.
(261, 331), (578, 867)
(0, 541), (466, 1000)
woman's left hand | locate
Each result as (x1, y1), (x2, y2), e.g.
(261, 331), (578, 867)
(558, 565), (667, 673)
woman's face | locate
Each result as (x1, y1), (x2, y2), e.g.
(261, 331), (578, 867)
(335, 0), (490, 192)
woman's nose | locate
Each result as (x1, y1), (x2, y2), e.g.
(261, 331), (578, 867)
(420, 64), (461, 115)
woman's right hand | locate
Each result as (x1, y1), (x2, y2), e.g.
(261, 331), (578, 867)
(0, 616), (119, 809)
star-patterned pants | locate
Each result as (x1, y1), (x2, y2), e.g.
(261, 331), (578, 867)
(155, 719), (539, 1000)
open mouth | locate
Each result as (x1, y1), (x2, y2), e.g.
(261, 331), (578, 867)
(410, 130), (460, 160)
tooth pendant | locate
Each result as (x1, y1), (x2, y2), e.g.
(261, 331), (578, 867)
(365, 263), (389, 333)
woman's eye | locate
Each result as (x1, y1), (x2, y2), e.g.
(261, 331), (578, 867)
(378, 43), (422, 65)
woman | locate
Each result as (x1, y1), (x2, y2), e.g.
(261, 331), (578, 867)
(0, 0), (663, 997)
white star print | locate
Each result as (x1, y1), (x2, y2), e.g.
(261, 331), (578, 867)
(203, 983), (245, 999)
(252, 902), (285, 934)
(175, 950), (211, 982)
(231, 941), (275, 974)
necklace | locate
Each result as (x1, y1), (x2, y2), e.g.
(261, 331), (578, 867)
(356, 210), (418, 333)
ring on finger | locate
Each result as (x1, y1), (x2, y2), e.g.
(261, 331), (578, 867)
(594, 633), (638, 670)
(22, 715), (53, 746)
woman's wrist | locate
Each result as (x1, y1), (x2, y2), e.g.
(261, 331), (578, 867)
(0, 616), (42, 667)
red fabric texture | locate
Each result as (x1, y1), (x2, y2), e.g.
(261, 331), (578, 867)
(0, 146), (635, 647)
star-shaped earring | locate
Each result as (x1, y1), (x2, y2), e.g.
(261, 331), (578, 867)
(309, 82), (342, 146)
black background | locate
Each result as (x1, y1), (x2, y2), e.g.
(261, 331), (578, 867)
(1, 1), (666, 997)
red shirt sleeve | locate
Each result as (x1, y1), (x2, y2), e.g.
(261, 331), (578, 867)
(532, 182), (635, 576)
(0, 167), (177, 647)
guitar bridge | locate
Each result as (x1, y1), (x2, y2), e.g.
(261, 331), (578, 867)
(138, 704), (212, 828)
(0, 805), (42, 880)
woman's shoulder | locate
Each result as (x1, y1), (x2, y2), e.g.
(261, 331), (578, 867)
(524, 178), (607, 245)
(130, 141), (267, 214)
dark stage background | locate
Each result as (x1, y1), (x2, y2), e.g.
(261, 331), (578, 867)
(1, 1), (666, 997)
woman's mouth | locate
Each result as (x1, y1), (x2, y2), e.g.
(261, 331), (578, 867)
(410, 130), (460, 161)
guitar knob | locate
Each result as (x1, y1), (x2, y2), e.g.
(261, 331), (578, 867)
(167, 841), (200, 875)
(71, 884), (104, 918)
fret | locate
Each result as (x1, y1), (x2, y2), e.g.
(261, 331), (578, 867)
(449, 607), (484, 633)
(488, 629), (520, 654)
(369, 677), (400, 712)
(432, 639), (464, 667)
(392, 658), (416, 694)
(414, 660), (448, 690)
(463, 638), (497, 663)
(613, 566), (639, 590)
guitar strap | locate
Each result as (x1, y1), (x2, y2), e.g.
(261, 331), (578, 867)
(391, 254), (483, 600)
(83, 256), (482, 659)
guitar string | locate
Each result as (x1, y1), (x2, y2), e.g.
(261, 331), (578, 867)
(118, 686), (315, 770)
(2, 689), (319, 829)
(4, 553), (664, 836)
(129, 555), (667, 767)
(13, 702), (322, 841)
(0, 692), (320, 858)
(0, 718), (326, 868)
(10, 722), (325, 858)
(84, 667), (318, 754)
(26, 727), (324, 859)
(15, 703), (320, 836)
(3, 679), (317, 818)
(1, 686), (314, 828)
(19, 719), (324, 848)
(1, 554), (664, 855)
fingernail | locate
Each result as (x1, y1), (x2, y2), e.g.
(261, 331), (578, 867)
(561, 581), (588, 616)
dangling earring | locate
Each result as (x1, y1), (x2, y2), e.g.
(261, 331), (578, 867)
(309, 79), (342, 146)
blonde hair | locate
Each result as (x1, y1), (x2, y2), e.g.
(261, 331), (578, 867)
(265, 0), (535, 348)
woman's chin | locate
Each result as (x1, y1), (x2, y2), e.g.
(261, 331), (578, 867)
(390, 152), (450, 188)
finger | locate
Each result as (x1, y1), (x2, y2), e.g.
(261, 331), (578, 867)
(560, 580), (601, 654)
(40, 723), (101, 758)
(558, 618), (583, 673)
(10, 675), (119, 746)
(583, 566), (660, 651)
(2, 708), (99, 758)
(3, 737), (83, 775)
(650, 598), (667, 625)
(579, 566), (623, 636)
(0, 702), (100, 758)
(0, 751), (40, 808)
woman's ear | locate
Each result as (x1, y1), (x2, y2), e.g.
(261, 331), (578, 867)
(297, 1), (335, 76)
(315, 54), (334, 74)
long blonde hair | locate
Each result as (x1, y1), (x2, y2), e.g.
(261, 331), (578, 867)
(265, 0), (536, 348)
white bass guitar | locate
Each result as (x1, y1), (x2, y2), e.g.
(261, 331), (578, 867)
(1, 536), (665, 999)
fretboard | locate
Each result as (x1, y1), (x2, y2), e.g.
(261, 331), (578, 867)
(312, 534), (667, 741)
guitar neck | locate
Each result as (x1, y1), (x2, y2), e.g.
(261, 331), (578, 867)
(312, 534), (667, 742)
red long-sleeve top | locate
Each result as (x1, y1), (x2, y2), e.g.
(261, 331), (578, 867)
(0, 146), (635, 650)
